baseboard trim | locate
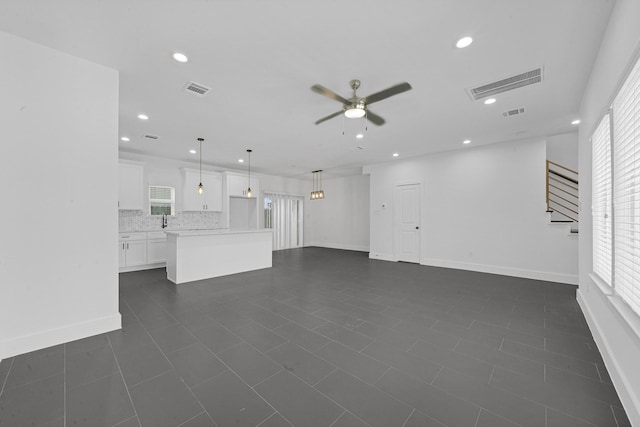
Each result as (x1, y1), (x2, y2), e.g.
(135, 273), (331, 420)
(305, 242), (369, 253)
(119, 262), (166, 273)
(421, 258), (578, 285)
(0, 313), (121, 359)
(577, 288), (640, 425)
(368, 252), (395, 262)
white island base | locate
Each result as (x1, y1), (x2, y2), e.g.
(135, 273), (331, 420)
(165, 229), (272, 284)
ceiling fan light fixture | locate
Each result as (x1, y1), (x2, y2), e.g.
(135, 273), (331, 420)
(456, 36), (473, 49)
(344, 107), (366, 119)
(172, 52), (189, 63)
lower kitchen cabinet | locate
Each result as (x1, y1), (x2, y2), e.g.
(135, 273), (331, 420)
(119, 231), (167, 272)
(119, 233), (147, 268)
(146, 231), (167, 264)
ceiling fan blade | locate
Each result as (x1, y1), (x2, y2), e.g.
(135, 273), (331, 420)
(315, 110), (344, 125)
(311, 84), (350, 104)
(365, 110), (386, 126)
(363, 82), (412, 105)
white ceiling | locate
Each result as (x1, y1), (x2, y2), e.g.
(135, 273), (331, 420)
(0, 0), (614, 179)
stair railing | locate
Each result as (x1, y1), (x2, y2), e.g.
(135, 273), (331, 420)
(546, 160), (579, 222)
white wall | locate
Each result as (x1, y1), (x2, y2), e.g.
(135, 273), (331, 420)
(0, 31), (120, 359)
(365, 138), (578, 284)
(305, 174), (370, 252)
(547, 132), (579, 171)
(577, 0), (640, 423)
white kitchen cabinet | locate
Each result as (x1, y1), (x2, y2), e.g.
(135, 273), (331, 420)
(118, 161), (144, 210)
(119, 233), (147, 268)
(227, 173), (259, 198)
(147, 231), (167, 264)
(182, 168), (222, 211)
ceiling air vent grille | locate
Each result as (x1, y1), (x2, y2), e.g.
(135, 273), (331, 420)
(144, 134), (159, 140)
(503, 107), (526, 117)
(184, 81), (211, 96)
(468, 67), (543, 100)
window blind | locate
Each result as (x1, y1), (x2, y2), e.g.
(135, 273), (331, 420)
(592, 113), (612, 285)
(150, 186), (173, 200)
(612, 55), (640, 316)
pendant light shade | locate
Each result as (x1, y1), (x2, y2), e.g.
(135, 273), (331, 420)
(197, 138), (204, 195)
(310, 170), (325, 200)
(246, 149), (252, 198)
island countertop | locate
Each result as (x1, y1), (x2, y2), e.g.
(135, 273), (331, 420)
(164, 228), (271, 237)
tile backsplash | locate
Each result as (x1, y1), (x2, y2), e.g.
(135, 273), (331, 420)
(119, 210), (223, 232)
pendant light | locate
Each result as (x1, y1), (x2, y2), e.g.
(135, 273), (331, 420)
(310, 170), (325, 200)
(246, 149), (252, 198)
(197, 138), (204, 195)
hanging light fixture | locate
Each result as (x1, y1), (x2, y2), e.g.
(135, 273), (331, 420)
(246, 149), (252, 198)
(197, 138), (204, 195)
(310, 170), (325, 200)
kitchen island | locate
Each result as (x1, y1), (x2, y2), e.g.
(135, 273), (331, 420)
(165, 229), (272, 284)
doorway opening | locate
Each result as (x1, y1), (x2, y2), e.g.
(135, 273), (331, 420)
(264, 193), (304, 250)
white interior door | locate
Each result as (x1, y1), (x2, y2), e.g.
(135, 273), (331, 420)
(394, 183), (421, 263)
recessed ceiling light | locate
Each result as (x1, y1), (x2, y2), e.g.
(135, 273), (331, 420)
(456, 36), (473, 49)
(137, 114), (149, 120)
(463, 139), (471, 144)
(120, 137), (130, 142)
(484, 98), (496, 105)
(189, 149), (196, 154)
(172, 52), (189, 63)
(392, 153), (399, 157)
(238, 159), (244, 163)
(356, 133), (364, 139)
(571, 119), (581, 125)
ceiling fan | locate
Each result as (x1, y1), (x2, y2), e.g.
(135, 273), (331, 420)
(311, 79), (412, 126)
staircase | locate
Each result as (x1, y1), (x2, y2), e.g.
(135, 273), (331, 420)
(546, 160), (579, 235)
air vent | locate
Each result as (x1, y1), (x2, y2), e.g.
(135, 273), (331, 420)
(144, 134), (159, 140)
(502, 107), (526, 117)
(468, 67), (543, 100)
(184, 81), (211, 96)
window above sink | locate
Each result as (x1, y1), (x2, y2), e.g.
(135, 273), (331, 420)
(149, 186), (175, 216)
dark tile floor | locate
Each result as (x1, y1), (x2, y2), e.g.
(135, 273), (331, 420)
(0, 247), (631, 427)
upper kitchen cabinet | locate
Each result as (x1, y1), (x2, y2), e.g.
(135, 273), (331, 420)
(182, 168), (222, 211)
(226, 172), (259, 198)
(118, 161), (144, 210)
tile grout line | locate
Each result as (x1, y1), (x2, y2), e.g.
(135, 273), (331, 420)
(472, 407), (483, 427)
(256, 411), (293, 427)
(327, 410), (348, 427)
(400, 408), (415, 427)
(106, 334), (141, 426)
(250, 367), (286, 390)
(0, 358), (15, 397)
(112, 414), (140, 427)
(63, 343), (67, 427)
(545, 405), (548, 427)
(487, 365), (496, 385)
(0, 371), (63, 393)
